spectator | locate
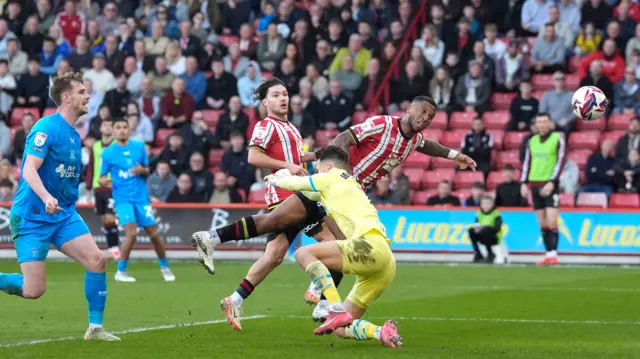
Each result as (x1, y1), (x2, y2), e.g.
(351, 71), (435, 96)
(178, 20), (201, 58)
(324, 18), (348, 56)
(578, 39), (625, 84)
(275, 58), (300, 95)
(181, 110), (215, 160)
(148, 56), (175, 94)
(470, 40), (496, 82)
(15, 57), (48, 111)
(330, 54), (362, 100)
(614, 149), (640, 192)
(83, 79), (103, 121)
(35, 0), (55, 35)
(39, 36), (63, 76)
(224, 41), (253, 78)
(495, 165), (528, 207)
(145, 21), (170, 56)
(601, 20), (625, 53)
(214, 95), (248, 148)
(209, 172), (242, 203)
(409, 46), (434, 80)
(509, 81), (539, 131)
(0, 158), (16, 189)
(179, 56), (206, 106)
(0, 20), (15, 60)
(558, 0), (581, 33)
(237, 22), (257, 60)
(626, 24), (640, 63)
(4, 2), (23, 37)
(583, 138), (616, 197)
(320, 80), (353, 131)
(136, 76), (161, 125)
(102, 73), (131, 119)
(312, 39), (332, 78)
(469, 195), (504, 263)
(613, 3), (636, 47)
(0, 179), (14, 201)
(560, 158), (580, 194)
(221, 0), (251, 35)
(462, 5), (482, 38)
(574, 22), (602, 57)
(21, 16), (44, 58)
(355, 58), (382, 110)
(289, 95), (316, 139)
(496, 39), (530, 93)
(148, 160), (177, 202)
(541, 4), (575, 50)
(329, 33), (371, 76)
(426, 180), (461, 206)
(0, 115), (9, 159)
(237, 64), (262, 107)
(483, 23), (507, 60)
(87, 104), (112, 139)
(67, 34), (93, 72)
(392, 60), (427, 112)
(96, 2), (123, 38)
(300, 64), (329, 101)
(82, 54), (116, 94)
(166, 173), (201, 202)
(464, 182), (485, 207)
(357, 20), (379, 57)
(165, 41), (186, 76)
(103, 35), (125, 77)
(159, 132), (189, 175)
(446, 18), (476, 65)
(613, 67), (640, 115)
(581, 0), (612, 31)
(205, 58), (238, 110)
(161, 77), (194, 129)
(369, 175), (401, 205)
(126, 114), (151, 143)
(461, 117), (493, 175)
(86, 20), (105, 55)
(540, 71), (574, 133)
(429, 66), (454, 112)
(134, 39), (155, 73)
(389, 165), (411, 205)
(78, 0), (102, 20)
(126, 102), (153, 143)
(186, 151), (213, 201)
(256, 23), (285, 73)
(579, 60), (615, 105)
(454, 60), (491, 113)
(521, 0), (553, 35)
(6, 38), (27, 78)
(220, 131), (254, 194)
(414, 24), (445, 68)
(615, 117), (640, 162)
(0, 59), (16, 114)
(116, 21), (136, 56)
(12, 112), (35, 164)
(123, 56), (144, 95)
(531, 23), (566, 73)
(56, 0), (85, 47)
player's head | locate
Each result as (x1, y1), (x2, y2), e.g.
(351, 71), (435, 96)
(315, 145), (350, 173)
(406, 96), (437, 133)
(253, 77), (289, 118)
(99, 117), (113, 137)
(480, 194), (495, 213)
(50, 72), (89, 116)
(534, 112), (552, 134)
(112, 118), (129, 142)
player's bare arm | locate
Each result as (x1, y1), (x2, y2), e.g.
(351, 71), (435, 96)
(248, 148), (308, 176)
(130, 163), (150, 176)
(301, 152), (316, 162)
(98, 175), (111, 187)
(331, 130), (357, 152)
(416, 139), (477, 170)
(22, 154), (60, 213)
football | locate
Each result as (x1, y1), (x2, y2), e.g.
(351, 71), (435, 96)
(572, 86), (608, 121)
(274, 168), (293, 178)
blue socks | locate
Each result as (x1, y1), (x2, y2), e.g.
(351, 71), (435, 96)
(117, 260), (128, 272)
(157, 258), (168, 269)
(0, 273), (24, 297)
(85, 271), (106, 326)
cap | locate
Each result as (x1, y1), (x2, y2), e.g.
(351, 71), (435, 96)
(94, 52), (105, 58)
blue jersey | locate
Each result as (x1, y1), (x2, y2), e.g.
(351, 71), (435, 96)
(11, 113), (82, 223)
(100, 139), (150, 204)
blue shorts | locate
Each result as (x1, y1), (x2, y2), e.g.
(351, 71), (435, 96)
(11, 212), (90, 263)
(115, 201), (156, 228)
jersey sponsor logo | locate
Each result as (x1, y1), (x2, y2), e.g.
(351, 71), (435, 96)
(118, 169), (132, 179)
(34, 132), (48, 147)
(70, 137), (75, 144)
(55, 164), (81, 178)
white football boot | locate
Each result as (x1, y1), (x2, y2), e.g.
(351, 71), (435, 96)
(191, 231), (218, 274)
(114, 271), (136, 282)
(84, 326), (121, 341)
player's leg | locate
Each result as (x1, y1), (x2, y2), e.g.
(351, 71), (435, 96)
(544, 205), (560, 264)
(114, 202), (138, 282)
(468, 228), (485, 262)
(532, 188), (553, 265)
(56, 213), (119, 341)
(143, 224), (176, 282)
(96, 191), (120, 259)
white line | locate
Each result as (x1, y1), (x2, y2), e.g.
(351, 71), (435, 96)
(272, 283), (640, 293)
(0, 315), (267, 348)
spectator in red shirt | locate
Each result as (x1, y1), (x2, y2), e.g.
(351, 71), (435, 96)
(578, 39), (625, 83)
(161, 77), (194, 129)
(56, 0), (85, 47)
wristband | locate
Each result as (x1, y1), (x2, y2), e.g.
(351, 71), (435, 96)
(447, 150), (459, 160)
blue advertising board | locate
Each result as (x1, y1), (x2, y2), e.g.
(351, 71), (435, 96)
(301, 209), (640, 254)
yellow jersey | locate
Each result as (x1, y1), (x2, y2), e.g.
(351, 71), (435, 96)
(276, 168), (389, 244)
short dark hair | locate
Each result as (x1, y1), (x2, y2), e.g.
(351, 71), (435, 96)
(315, 145), (350, 168)
(156, 160), (170, 166)
(535, 112), (551, 120)
(480, 194), (494, 201)
(544, 22), (555, 28)
(0, 59), (8, 66)
(230, 131), (245, 138)
(43, 36), (56, 44)
(112, 117), (128, 126)
(49, 72), (84, 107)
(440, 179), (450, 185)
(471, 181), (485, 190)
(413, 95), (437, 108)
(0, 179), (13, 189)
(252, 77), (286, 102)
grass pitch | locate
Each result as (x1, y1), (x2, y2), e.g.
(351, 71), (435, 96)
(0, 260), (639, 358)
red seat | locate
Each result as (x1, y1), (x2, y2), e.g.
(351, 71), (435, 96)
(576, 116), (606, 131)
(565, 74), (580, 90)
(246, 115), (259, 139)
(315, 129), (340, 147)
(600, 131), (626, 145)
(42, 108), (56, 117)
(352, 111), (368, 125)
(453, 171), (484, 189)
(10, 107), (39, 126)
(262, 72), (273, 79)
(236, 188), (247, 203)
(248, 188), (266, 203)
(243, 108), (258, 123)
(568, 56), (580, 72)
(568, 149), (592, 170)
(201, 109), (224, 128)
(207, 149), (224, 167)
(610, 193), (640, 208)
(440, 129), (467, 149)
(405, 151), (431, 169)
(568, 131), (600, 151)
(576, 192), (608, 208)
(155, 129), (175, 147)
(421, 168), (455, 188)
(151, 146), (163, 156)
(490, 93), (517, 110)
(559, 193), (575, 207)
(430, 111), (448, 130)
(504, 131), (528, 150)
(10, 126), (17, 144)
(431, 156), (458, 169)
(412, 190), (436, 205)
(532, 74), (554, 91)
(421, 129), (443, 142)
(487, 129), (504, 150)
(403, 168), (425, 189)
(486, 169), (522, 190)
(608, 113), (635, 130)
(482, 111), (510, 130)
(450, 111), (477, 129)
(217, 35), (239, 47)
(496, 150), (521, 169)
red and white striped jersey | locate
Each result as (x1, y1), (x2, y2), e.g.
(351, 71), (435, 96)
(249, 117), (304, 206)
(348, 115), (423, 190)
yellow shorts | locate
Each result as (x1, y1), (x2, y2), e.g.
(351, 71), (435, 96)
(336, 232), (396, 309)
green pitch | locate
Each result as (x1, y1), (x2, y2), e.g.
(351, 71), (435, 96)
(1, 261), (639, 358)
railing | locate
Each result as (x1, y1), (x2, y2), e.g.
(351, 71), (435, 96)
(367, 0), (430, 114)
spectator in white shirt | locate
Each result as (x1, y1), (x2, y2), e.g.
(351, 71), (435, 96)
(413, 24), (445, 68)
(483, 23), (507, 60)
(521, 0), (553, 35)
(82, 53), (117, 94)
(538, 4), (575, 50)
(0, 59), (16, 113)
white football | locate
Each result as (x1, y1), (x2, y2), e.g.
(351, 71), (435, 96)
(572, 86), (608, 121)
(274, 168), (293, 178)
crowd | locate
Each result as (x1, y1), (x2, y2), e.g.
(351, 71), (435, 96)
(0, 0), (638, 206)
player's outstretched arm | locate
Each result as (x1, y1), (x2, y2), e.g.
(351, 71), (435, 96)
(248, 148), (308, 175)
(22, 155), (54, 202)
(416, 139), (477, 170)
(331, 130), (357, 152)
